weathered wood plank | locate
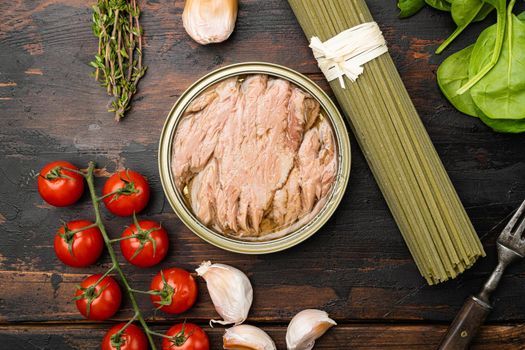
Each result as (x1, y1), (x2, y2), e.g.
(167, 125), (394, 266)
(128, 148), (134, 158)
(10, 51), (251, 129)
(0, 0), (524, 330)
(1, 228), (525, 324)
(1, 323), (524, 349)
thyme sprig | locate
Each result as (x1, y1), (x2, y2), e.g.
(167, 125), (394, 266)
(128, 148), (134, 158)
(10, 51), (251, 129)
(91, 0), (147, 121)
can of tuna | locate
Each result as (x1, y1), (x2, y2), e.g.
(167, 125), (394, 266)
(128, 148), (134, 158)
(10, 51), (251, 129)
(158, 62), (351, 254)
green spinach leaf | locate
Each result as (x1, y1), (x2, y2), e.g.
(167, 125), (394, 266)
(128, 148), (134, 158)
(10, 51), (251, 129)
(398, 0), (426, 18)
(470, 14), (525, 120)
(438, 42), (525, 133)
(436, 0), (487, 54)
(437, 45), (479, 117)
(451, 0), (484, 25)
(474, 3), (494, 21)
(477, 108), (525, 133)
(457, 0), (508, 94)
(425, 0), (451, 11)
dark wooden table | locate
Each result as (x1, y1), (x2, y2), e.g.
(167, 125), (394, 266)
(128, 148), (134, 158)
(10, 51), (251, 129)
(1, 1), (525, 349)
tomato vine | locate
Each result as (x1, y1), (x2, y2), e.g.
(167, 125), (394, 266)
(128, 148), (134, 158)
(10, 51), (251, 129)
(81, 161), (157, 348)
(49, 161), (185, 349)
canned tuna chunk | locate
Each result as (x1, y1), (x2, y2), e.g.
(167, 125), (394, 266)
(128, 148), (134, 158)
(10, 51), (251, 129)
(159, 63), (351, 254)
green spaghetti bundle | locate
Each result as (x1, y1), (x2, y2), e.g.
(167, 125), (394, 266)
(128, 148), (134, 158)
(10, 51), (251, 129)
(288, 0), (485, 284)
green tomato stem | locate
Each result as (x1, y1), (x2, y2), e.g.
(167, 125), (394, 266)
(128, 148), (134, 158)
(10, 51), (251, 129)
(146, 329), (172, 340)
(116, 312), (139, 335)
(109, 233), (143, 243)
(95, 265), (116, 285)
(129, 288), (157, 296)
(59, 167), (86, 177)
(84, 161), (157, 350)
(96, 188), (122, 202)
(63, 223), (99, 236)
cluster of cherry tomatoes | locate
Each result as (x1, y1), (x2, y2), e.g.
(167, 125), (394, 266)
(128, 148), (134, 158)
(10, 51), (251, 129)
(38, 161), (210, 350)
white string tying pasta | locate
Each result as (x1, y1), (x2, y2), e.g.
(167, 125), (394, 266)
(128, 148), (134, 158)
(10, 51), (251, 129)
(309, 22), (388, 88)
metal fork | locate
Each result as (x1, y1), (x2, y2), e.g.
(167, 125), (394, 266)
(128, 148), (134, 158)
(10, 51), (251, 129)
(438, 199), (525, 350)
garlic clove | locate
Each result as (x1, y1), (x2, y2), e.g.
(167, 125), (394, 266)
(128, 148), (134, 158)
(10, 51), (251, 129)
(182, 0), (238, 45)
(223, 324), (276, 350)
(285, 309), (336, 350)
(196, 261), (253, 325)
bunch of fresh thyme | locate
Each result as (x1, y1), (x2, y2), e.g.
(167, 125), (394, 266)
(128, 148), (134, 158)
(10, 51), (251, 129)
(91, 0), (147, 121)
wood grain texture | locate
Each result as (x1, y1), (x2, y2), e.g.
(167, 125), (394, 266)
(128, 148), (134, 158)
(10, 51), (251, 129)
(1, 324), (525, 349)
(1, 0), (525, 348)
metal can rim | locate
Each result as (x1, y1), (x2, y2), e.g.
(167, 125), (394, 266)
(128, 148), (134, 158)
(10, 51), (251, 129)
(158, 62), (351, 254)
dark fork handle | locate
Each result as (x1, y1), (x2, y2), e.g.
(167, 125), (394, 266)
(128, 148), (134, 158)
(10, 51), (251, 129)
(438, 296), (492, 350)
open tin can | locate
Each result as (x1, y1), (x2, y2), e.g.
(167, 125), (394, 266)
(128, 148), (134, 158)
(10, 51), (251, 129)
(158, 62), (351, 254)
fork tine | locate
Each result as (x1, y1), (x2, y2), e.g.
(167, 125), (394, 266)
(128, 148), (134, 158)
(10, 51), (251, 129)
(516, 218), (525, 237)
(505, 199), (525, 234)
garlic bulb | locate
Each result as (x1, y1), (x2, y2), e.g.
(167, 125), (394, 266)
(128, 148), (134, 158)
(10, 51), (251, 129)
(182, 0), (238, 45)
(286, 309), (336, 350)
(196, 261), (253, 325)
(223, 324), (276, 350)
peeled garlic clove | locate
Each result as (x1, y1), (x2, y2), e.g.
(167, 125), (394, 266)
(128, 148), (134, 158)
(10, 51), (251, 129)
(223, 324), (276, 350)
(182, 0), (238, 45)
(196, 261), (253, 325)
(285, 309), (336, 350)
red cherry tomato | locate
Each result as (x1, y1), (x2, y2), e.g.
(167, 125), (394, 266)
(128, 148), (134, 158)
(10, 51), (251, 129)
(102, 323), (148, 350)
(37, 161), (84, 207)
(102, 170), (150, 217)
(120, 220), (169, 268)
(75, 274), (122, 321)
(150, 268), (197, 314)
(54, 220), (104, 267)
(162, 323), (209, 350)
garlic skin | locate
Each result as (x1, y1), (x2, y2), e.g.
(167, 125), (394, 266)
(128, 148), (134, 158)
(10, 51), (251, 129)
(223, 324), (276, 350)
(196, 261), (253, 325)
(183, 0), (238, 45)
(285, 309), (336, 350)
